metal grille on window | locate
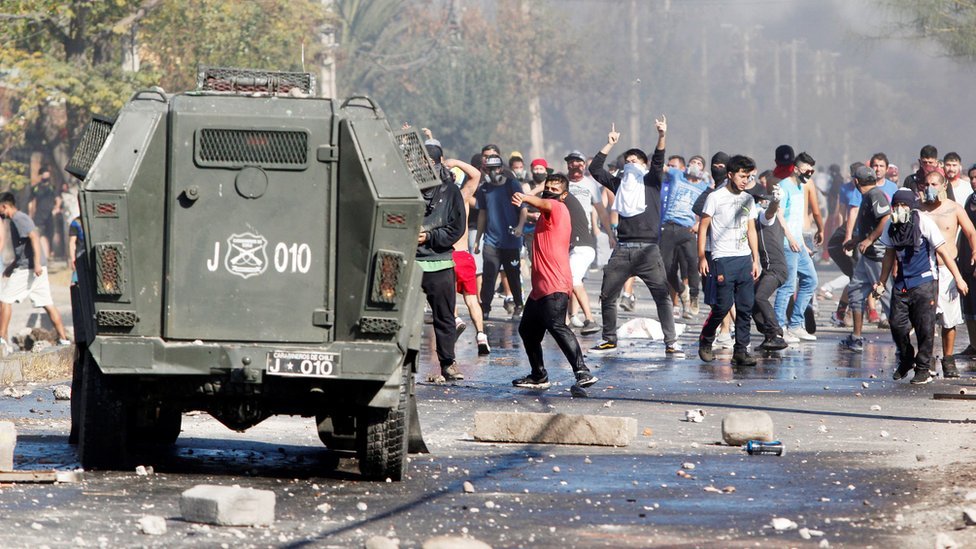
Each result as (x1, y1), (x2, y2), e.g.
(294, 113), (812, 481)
(371, 250), (403, 305)
(94, 244), (125, 296)
(197, 129), (308, 169)
(97, 310), (138, 327)
(393, 130), (439, 189)
(65, 116), (114, 181)
(197, 66), (315, 95)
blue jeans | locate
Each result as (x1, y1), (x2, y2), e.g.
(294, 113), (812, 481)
(774, 248), (818, 329)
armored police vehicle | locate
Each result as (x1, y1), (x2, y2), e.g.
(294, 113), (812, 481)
(66, 67), (433, 480)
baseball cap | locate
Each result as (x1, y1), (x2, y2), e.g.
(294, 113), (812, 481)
(530, 158), (548, 169)
(886, 164), (899, 180)
(424, 144), (443, 163)
(484, 155), (503, 169)
(564, 150), (586, 162)
(853, 164), (877, 185)
(509, 151), (524, 162)
(775, 145), (795, 166)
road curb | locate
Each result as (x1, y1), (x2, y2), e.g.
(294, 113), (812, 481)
(0, 347), (73, 386)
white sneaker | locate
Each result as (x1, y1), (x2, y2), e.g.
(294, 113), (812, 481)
(791, 327), (817, 341)
(0, 338), (13, 355)
(570, 314), (585, 328)
(714, 332), (734, 349)
(58, 339), (72, 346)
(782, 330), (800, 344)
(476, 332), (491, 356)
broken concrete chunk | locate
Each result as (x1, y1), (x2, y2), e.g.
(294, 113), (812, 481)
(138, 515), (167, 535)
(365, 535), (399, 549)
(771, 517), (798, 531)
(964, 508), (976, 526)
(721, 411), (774, 446)
(473, 411), (637, 447)
(52, 385), (71, 401)
(180, 484), (275, 526)
(0, 421), (15, 471)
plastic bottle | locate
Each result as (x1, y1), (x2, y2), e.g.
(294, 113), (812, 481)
(745, 440), (785, 456)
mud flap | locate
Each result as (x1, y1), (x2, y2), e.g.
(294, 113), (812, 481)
(407, 384), (428, 454)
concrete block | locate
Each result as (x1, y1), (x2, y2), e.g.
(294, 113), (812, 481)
(721, 411), (774, 446)
(180, 484), (275, 526)
(0, 421), (16, 471)
(473, 411), (637, 447)
(422, 536), (492, 549)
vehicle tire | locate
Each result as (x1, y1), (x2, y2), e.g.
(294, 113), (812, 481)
(357, 359), (411, 481)
(78, 351), (131, 470)
(129, 405), (182, 446)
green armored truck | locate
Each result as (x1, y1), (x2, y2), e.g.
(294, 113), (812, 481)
(66, 67), (432, 480)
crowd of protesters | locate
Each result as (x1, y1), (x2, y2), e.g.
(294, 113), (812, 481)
(416, 119), (976, 388)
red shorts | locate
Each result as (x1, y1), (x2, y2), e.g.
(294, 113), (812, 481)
(453, 250), (477, 295)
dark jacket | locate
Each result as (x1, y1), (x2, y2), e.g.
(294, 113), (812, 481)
(589, 149), (665, 243)
(904, 170), (955, 201)
(417, 170), (465, 262)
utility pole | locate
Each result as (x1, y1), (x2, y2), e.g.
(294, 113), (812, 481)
(629, 0), (640, 147)
(319, 0), (338, 98)
(522, 0), (545, 159)
(790, 39), (798, 147)
(700, 28), (708, 155)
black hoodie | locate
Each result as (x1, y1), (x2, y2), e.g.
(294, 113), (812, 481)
(416, 166), (466, 263)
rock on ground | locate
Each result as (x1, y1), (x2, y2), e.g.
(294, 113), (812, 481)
(422, 536), (492, 549)
(138, 515), (167, 535)
(180, 484), (275, 527)
(52, 385), (71, 401)
(722, 411), (774, 446)
(365, 535), (399, 549)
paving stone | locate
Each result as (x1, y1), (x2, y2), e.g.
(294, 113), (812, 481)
(0, 421), (15, 471)
(473, 411), (637, 446)
(721, 411), (774, 446)
(180, 484), (275, 526)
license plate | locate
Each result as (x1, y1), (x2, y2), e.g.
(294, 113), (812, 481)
(266, 350), (339, 378)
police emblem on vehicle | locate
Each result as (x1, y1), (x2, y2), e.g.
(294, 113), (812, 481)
(225, 232), (268, 279)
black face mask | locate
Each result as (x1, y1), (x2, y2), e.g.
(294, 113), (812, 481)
(532, 172), (547, 183)
(540, 191), (562, 200)
(711, 166), (727, 182)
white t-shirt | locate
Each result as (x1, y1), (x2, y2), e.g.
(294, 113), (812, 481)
(951, 178), (973, 206)
(703, 186), (755, 259)
(878, 212), (944, 280)
(568, 175), (601, 232)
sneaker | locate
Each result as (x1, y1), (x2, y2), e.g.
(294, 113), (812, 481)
(672, 305), (682, 318)
(512, 374), (551, 389)
(956, 344), (976, 359)
(714, 332), (734, 349)
(570, 314), (586, 328)
(511, 306), (523, 320)
(893, 361), (914, 381)
(731, 351), (758, 366)
(575, 371), (599, 388)
(580, 320), (601, 336)
(503, 296), (516, 314)
(791, 327), (817, 341)
(441, 362), (464, 381)
(758, 335), (789, 351)
(620, 293), (636, 312)
(58, 339), (72, 346)
(840, 334), (864, 353)
(830, 311), (847, 328)
(804, 305), (817, 335)
(818, 287), (834, 300)
(0, 338), (11, 356)
(590, 340), (618, 353)
(689, 296), (700, 316)
(877, 316), (890, 330)
(782, 330), (800, 344)
(455, 317), (467, 341)
(665, 341), (684, 354)
(942, 356), (960, 379)
(910, 368), (933, 385)
(476, 332), (491, 356)
(698, 342), (715, 362)
(679, 287), (690, 319)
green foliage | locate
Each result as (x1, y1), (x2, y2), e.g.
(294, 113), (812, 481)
(883, 0), (976, 59)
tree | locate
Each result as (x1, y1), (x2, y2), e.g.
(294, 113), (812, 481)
(881, 0), (976, 60)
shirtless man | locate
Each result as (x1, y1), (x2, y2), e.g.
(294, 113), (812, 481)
(919, 170), (976, 378)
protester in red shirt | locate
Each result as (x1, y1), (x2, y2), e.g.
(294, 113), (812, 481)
(509, 174), (598, 390)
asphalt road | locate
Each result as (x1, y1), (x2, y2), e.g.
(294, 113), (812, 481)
(1, 263), (976, 548)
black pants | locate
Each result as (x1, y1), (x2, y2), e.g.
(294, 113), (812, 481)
(700, 255), (755, 352)
(660, 223), (700, 298)
(599, 243), (677, 344)
(518, 292), (588, 379)
(481, 244), (523, 317)
(827, 226), (855, 277)
(421, 268), (456, 367)
(890, 281), (937, 371)
(753, 269), (787, 338)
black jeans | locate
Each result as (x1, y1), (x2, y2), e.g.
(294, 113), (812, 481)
(753, 269), (787, 338)
(889, 280), (937, 371)
(700, 255), (755, 352)
(827, 226), (855, 277)
(480, 244), (523, 317)
(421, 268), (456, 367)
(518, 292), (588, 379)
(599, 243), (677, 344)
(660, 223), (700, 298)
